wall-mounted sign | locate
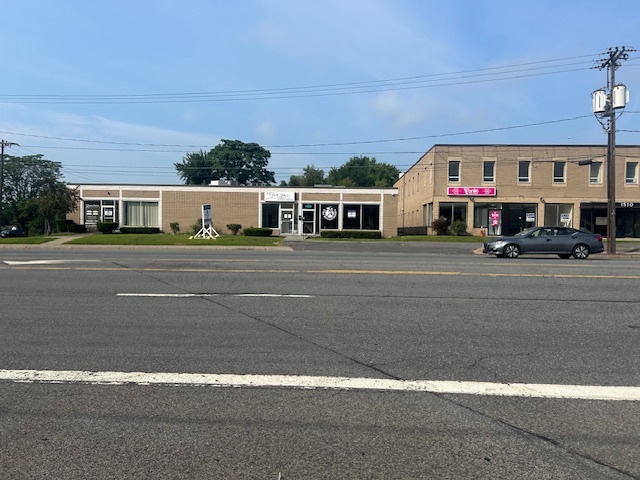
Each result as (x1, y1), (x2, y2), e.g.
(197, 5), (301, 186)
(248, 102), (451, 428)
(264, 191), (295, 202)
(447, 187), (496, 196)
(560, 213), (571, 222)
(526, 213), (536, 222)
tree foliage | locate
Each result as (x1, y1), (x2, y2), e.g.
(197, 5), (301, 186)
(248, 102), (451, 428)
(175, 139), (275, 185)
(1, 154), (78, 234)
(284, 165), (327, 186)
(326, 156), (400, 187)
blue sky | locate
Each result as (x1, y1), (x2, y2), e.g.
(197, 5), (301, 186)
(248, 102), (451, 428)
(0, 0), (638, 185)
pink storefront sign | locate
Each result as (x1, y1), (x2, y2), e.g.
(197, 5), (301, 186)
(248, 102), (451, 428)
(447, 187), (496, 196)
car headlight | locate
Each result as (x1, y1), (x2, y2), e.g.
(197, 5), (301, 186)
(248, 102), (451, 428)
(491, 241), (507, 248)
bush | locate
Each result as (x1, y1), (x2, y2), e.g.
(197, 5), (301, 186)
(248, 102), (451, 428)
(191, 219), (202, 234)
(68, 223), (88, 233)
(320, 230), (382, 239)
(169, 222), (180, 234)
(56, 219), (73, 233)
(97, 222), (119, 234)
(227, 223), (242, 235)
(431, 216), (450, 235)
(243, 227), (273, 237)
(450, 220), (469, 236)
(119, 227), (161, 234)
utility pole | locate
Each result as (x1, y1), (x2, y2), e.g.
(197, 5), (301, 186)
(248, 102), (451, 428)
(592, 46), (633, 255)
(0, 140), (19, 221)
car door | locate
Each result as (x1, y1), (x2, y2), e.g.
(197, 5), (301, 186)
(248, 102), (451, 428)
(552, 227), (577, 253)
(519, 228), (550, 253)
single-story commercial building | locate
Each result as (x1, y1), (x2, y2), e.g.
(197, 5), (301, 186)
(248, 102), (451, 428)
(68, 183), (399, 237)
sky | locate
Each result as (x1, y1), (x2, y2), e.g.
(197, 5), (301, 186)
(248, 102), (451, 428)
(0, 0), (639, 185)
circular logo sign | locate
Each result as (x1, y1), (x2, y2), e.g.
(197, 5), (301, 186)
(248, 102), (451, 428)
(322, 206), (337, 221)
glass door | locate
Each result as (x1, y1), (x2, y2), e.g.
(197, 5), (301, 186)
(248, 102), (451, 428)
(302, 209), (315, 234)
(280, 209), (294, 234)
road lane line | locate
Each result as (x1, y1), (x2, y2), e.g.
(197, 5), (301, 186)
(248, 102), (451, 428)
(116, 293), (314, 298)
(1, 370), (638, 401)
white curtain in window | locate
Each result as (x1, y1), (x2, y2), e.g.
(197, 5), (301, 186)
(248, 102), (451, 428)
(125, 201), (159, 226)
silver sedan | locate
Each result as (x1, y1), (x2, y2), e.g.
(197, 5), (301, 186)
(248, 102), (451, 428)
(483, 226), (604, 259)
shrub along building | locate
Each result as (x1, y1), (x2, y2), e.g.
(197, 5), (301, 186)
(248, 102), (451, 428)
(395, 144), (640, 238)
(67, 183), (399, 237)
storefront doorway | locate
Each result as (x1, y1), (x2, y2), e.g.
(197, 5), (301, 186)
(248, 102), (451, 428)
(302, 208), (315, 234)
(280, 208), (295, 234)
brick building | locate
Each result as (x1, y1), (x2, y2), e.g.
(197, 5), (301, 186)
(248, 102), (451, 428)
(68, 184), (399, 238)
(396, 144), (640, 237)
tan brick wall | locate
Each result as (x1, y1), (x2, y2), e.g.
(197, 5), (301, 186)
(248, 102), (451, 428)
(381, 194), (398, 237)
(300, 192), (342, 202)
(163, 190), (259, 235)
(343, 193), (380, 202)
(122, 190), (160, 198)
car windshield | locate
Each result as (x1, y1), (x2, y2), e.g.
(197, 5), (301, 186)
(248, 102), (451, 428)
(514, 228), (536, 237)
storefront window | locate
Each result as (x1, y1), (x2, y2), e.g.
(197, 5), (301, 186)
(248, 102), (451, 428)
(320, 204), (338, 230)
(439, 202), (467, 224)
(262, 203), (279, 228)
(342, 204), (380, 230)
(124, 201), (158, 227)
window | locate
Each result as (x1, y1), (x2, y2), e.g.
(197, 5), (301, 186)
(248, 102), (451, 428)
(626, 161), (638, 184)
(320, 204), (339, 230)
(518, 160), (531, 183)
(261, 203), (279, 228)
(343, 204), (379, 230)
(124, 201), (158, 227)
(483, 160), (495, 183)
(553, 161), (566, 183)
(589, 162), (602, 184)
(438, 202), (467, 224)
(448, 160), (460, 182)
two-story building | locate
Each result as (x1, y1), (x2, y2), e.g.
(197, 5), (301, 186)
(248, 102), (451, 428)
(396, 144), (640, 237)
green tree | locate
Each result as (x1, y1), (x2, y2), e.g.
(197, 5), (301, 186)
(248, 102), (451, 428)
(1, 155), (76, 234)
(175, 140), (275, 185)
(174, 150), (214, 185)
(326, 156), (400, 187)
(286, 164), (327, 186)
(35, 179), (79, 235)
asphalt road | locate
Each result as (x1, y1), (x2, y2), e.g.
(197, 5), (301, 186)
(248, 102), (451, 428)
(1, 243), (639, 479)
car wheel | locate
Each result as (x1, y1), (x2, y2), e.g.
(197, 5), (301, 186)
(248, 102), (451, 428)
(558, 254), (571, 259)
(504, 244), (520, 258)
(572, 244), (590, 259)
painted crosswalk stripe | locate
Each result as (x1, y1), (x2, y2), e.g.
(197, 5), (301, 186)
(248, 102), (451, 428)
(1, 369), (638, 401)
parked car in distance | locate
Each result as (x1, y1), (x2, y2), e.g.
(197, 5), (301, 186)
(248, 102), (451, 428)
(0, 225), (27, 238)
(483, 226), (604, 259)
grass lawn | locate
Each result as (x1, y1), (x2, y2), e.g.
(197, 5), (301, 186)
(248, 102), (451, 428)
(64, 233), (286, 246)
(0, 237), (57, 245)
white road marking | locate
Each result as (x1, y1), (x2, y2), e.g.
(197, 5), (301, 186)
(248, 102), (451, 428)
(117, 293), (218, 297)
(1, 369), (638, 401)
(235, 293), (313, 298)
(3, 259), (100, 265)
(117, 293), (313, 298)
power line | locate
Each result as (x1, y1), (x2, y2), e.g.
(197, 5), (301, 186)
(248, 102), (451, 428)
(0, 115), (594, 153)
(0, 55), (601, 105)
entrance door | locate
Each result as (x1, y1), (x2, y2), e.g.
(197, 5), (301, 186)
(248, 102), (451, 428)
(302, 209), (315, 234)
(102, 205), (116, 223)
(280, 209), (294, 234)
